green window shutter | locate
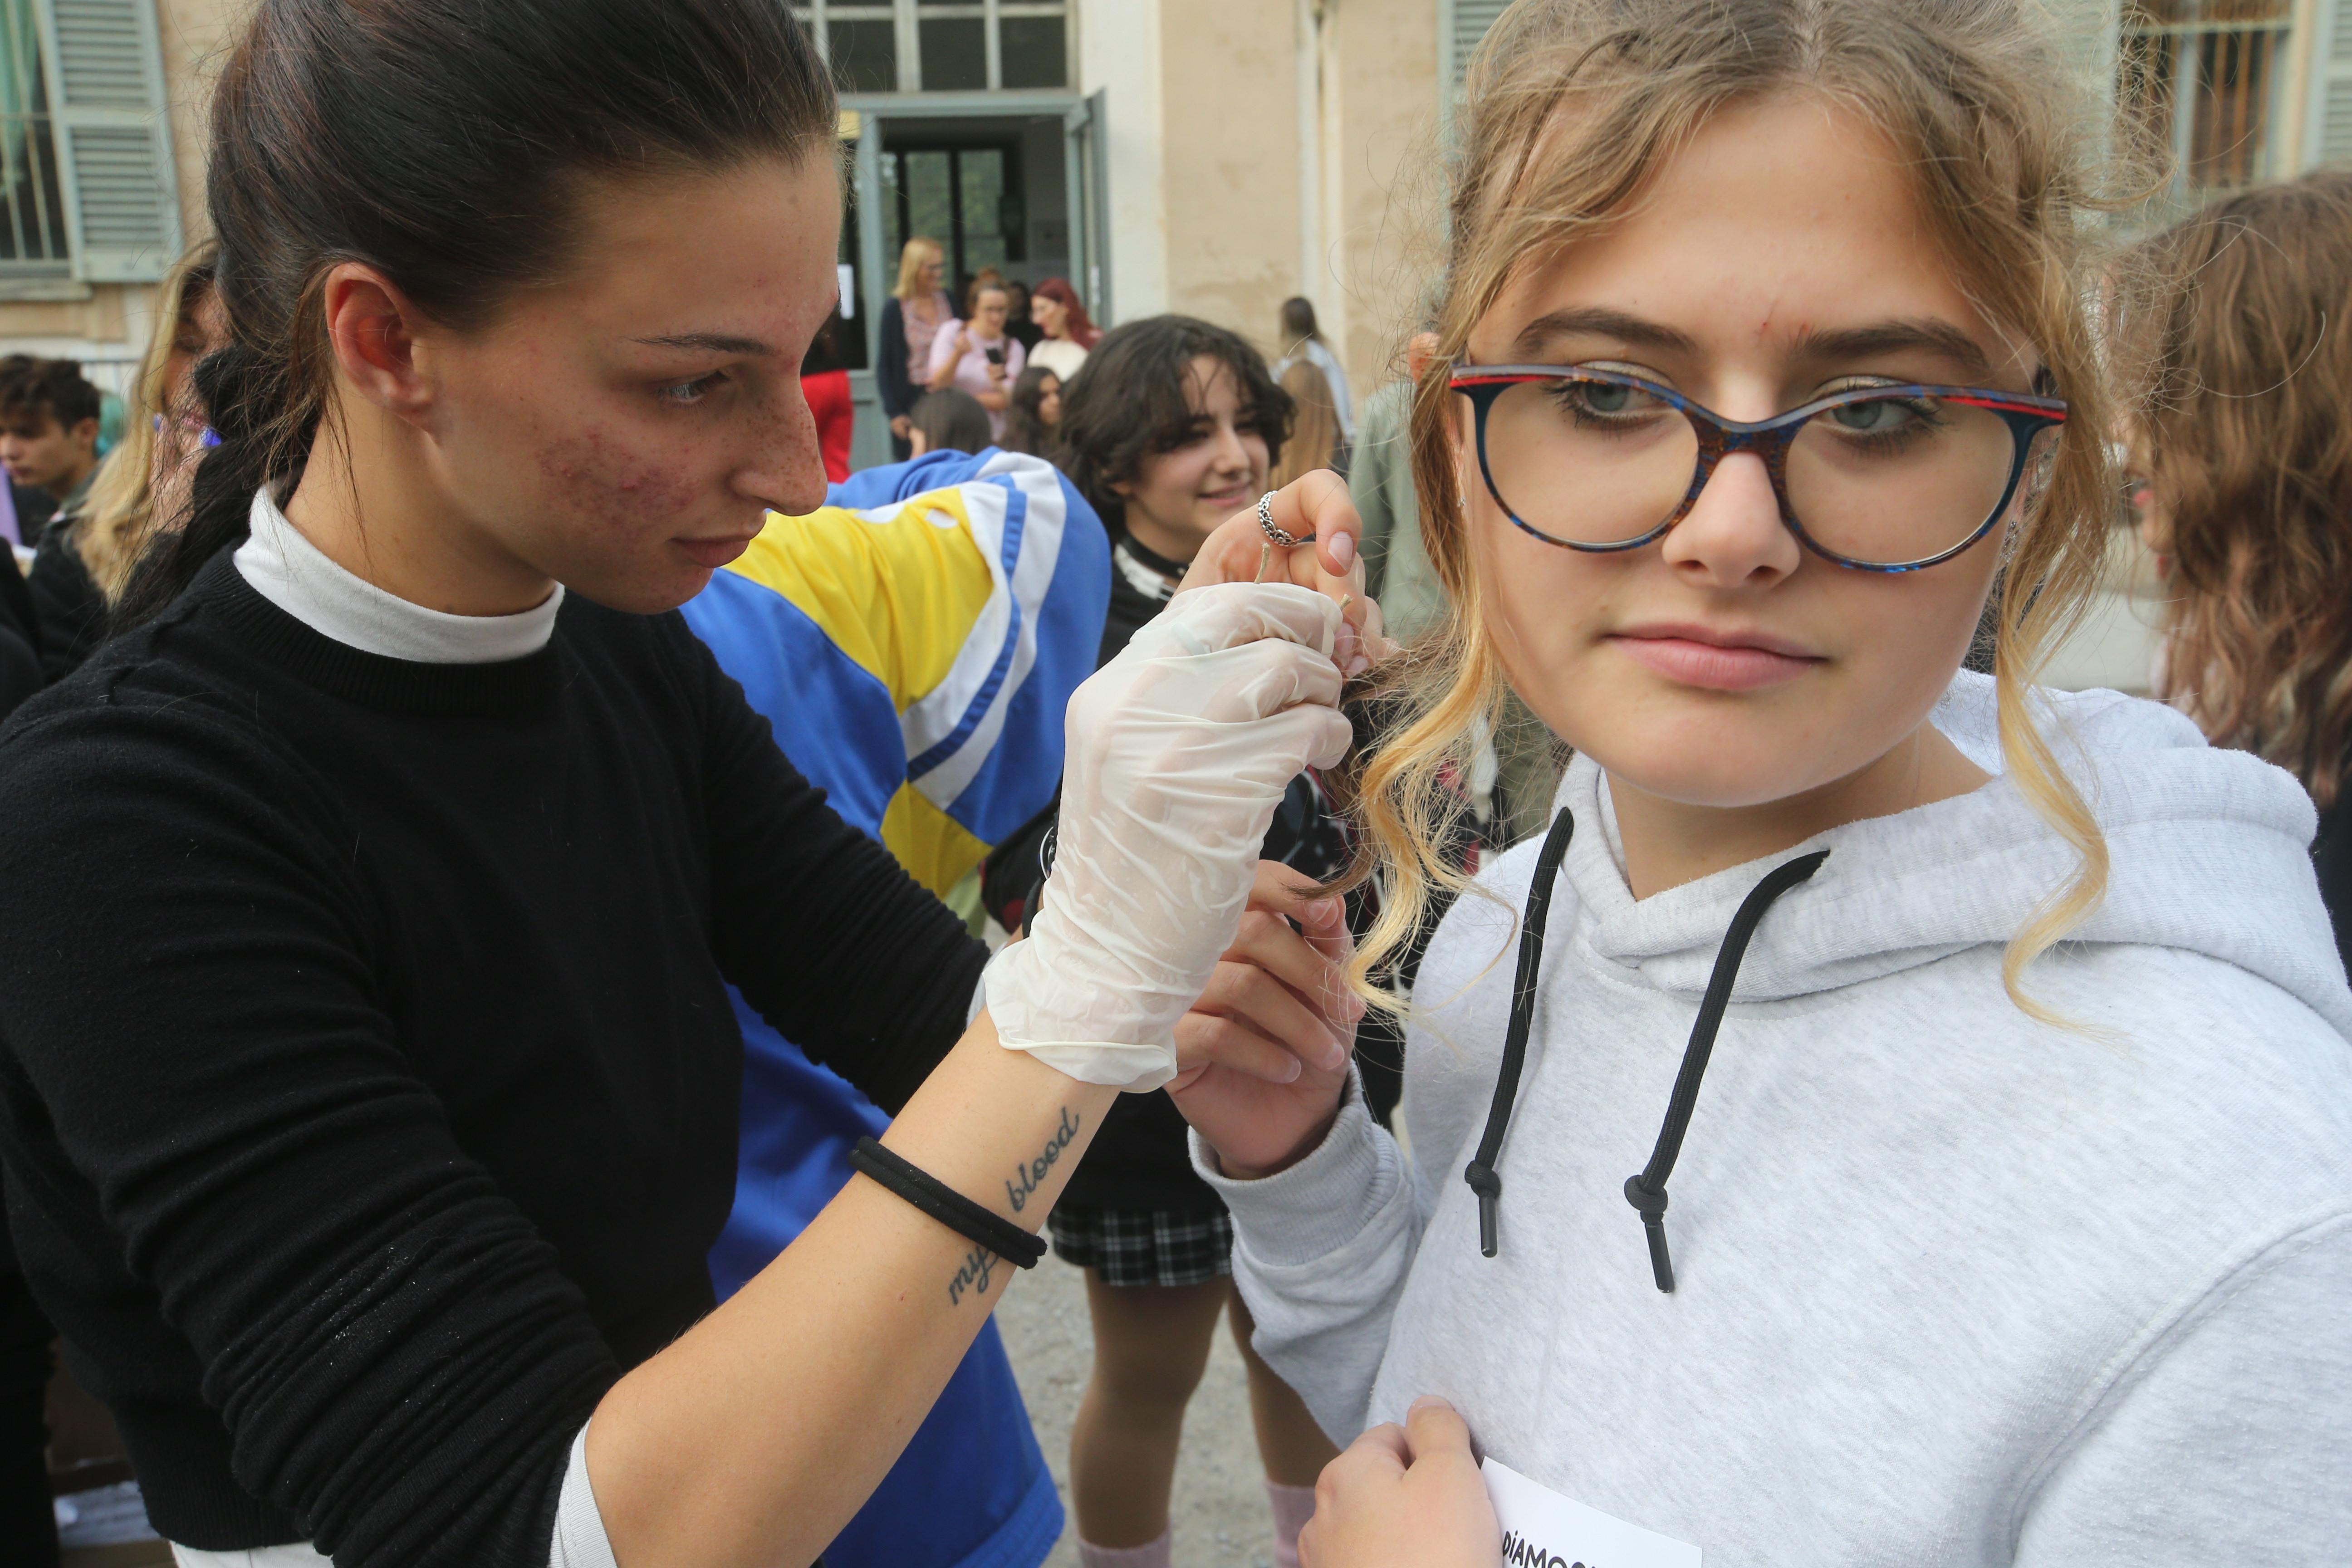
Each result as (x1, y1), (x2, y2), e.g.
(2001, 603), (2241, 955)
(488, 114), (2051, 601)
(1442, 0), (1511, 103)
(2309, 0), (2352, 167)
(35, 0), (179, 282)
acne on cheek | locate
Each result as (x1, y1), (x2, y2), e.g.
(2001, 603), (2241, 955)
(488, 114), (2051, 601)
(536, 428), (703, 529)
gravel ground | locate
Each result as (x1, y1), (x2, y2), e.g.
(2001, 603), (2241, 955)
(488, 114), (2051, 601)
(995, 1254), (1280, 1568)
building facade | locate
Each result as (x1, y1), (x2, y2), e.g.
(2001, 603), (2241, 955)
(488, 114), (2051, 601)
(10, 1), (2352, 399)
(814, 0), (1449, 466)
(0, 0), (2346, 505)
(0, 0), (234, 396)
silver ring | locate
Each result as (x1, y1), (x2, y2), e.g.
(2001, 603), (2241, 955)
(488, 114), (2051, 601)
(1257, 491), (1305, 549)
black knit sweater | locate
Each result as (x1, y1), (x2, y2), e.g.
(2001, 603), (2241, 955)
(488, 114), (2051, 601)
(0, 553), (985, 1564)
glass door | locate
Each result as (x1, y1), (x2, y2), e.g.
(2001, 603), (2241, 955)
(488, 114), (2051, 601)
(881, 141), (1024, 310)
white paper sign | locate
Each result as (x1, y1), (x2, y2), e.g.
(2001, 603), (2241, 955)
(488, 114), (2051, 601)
(1482, 1457), (1701, 1568)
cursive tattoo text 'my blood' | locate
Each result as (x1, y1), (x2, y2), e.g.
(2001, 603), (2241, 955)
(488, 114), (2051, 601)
(1004, 1106), (1082, 1215)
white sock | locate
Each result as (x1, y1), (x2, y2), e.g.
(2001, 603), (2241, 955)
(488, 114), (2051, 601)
(1268, 1479), (1317, 1568)
(1077, 1528), (1172, 1568)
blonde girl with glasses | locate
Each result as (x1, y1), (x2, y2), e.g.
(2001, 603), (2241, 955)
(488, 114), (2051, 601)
(1171, 2), (2352, 1563)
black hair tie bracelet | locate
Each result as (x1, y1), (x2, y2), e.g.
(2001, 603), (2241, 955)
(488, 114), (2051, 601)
(849, 1137), (1047, 1268)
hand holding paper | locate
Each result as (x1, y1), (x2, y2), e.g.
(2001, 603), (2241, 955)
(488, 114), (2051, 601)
(1298, 1397), (1499, 1568)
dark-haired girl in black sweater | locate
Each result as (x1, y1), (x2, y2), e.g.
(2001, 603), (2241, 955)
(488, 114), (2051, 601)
(0, 6), (1378, 1568)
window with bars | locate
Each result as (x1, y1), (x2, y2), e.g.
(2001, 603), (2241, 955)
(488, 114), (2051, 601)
(0, 0), (178, 284)
(2119, 0), (2293, 195)
(792, 0), (1069, 95)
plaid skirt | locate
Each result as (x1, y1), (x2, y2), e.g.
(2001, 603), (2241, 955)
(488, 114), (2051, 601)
(1046, 1202), (1235, 1288)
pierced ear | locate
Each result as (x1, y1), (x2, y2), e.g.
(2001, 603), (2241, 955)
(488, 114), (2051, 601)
(319, 262), (433, 421)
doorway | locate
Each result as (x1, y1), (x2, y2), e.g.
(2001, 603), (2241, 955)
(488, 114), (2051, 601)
(884, 142), (1025, 309)
(841, 107), (1090, 471)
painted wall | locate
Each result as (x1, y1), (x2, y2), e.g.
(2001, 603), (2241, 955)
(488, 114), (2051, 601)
(1152, 1), (1304, 344)
(1323, 0), (1443, 389)
(1076, 0), (1167, 320)
(1069, 0), (1439, 387)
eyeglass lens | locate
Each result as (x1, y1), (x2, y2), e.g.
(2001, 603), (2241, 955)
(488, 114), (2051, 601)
(1480, 377), (2043, 567)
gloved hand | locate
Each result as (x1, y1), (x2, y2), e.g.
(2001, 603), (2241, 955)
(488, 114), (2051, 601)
(984, 582), (1355, 1090)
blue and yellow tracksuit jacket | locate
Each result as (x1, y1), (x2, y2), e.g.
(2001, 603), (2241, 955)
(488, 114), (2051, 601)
(681, 448), (1108, 1568)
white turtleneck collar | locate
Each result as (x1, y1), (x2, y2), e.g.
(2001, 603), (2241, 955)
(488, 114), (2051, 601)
(233, 489), (564, 665)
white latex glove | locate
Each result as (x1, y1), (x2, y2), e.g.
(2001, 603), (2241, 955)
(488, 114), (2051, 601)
(984, 582), (1355, 1090)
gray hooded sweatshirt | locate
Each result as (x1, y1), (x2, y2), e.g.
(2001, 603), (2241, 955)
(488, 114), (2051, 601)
(1198, 673), (2352, 1565)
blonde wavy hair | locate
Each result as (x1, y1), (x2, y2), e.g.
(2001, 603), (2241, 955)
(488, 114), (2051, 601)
(1349, 0), (2119, 1023)
(74, 241), (218, 603)
(893, 235), (944, 301)
(2118, 171), (2352, 808)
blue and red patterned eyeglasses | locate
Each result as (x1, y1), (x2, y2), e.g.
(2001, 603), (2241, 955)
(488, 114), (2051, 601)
(1450, 363), (2067, 573)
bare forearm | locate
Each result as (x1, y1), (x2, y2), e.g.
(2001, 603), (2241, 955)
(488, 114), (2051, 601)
(587, 1013), (1116, 1568)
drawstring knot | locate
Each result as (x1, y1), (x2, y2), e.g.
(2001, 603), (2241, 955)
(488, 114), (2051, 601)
(1463, 1161), (1503, 1256)
(1621, 1175), (1673, 1291)
(1460, 808), (1578, 1259)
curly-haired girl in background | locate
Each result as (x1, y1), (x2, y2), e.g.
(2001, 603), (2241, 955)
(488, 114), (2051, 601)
(2122, 169), (2352, 975)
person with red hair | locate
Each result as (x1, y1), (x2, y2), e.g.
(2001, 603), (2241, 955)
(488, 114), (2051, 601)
(1028, 277), (1099, 382)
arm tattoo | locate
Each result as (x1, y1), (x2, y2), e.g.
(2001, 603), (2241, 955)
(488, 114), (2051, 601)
(948, 1245), (999, 1305)
(1004, 1107), (1082, 1215)
(946, 1108), (1084, 1306)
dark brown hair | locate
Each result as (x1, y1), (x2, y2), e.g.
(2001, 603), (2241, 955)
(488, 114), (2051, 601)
(0, 356), (102, 433)
(909, 388), (993, 456)
(2122, 169), (2352, 807)
(118, 0), (836, 627)
(1001, 365), (1060, 457)
(1052, 315), (1290, 536)
(1279, 296), (1320, 348)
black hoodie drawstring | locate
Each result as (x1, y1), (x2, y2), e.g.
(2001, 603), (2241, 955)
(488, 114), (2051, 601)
(1462, 807), (1578, 1258)
(1622, 847), (1828, 1290)
(1462, 806), (1829, 1291)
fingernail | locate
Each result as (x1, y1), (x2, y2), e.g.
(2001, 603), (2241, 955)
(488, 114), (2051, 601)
(1281, 1055), (1304, 1085)
(1324, 1033), (1349, 1069)
(1333, 617), (1361, 671)
(1408, 1395), (1454, 1415)
(1347, 652), (1371, 676)
(1328, 532), (1356, 571)
(1305, 896), (1342, 926)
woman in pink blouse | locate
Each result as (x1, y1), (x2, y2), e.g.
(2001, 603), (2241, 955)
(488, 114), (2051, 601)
(926, 280), (1025, 443)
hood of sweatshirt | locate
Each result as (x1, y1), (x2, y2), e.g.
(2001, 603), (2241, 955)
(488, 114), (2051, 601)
(1560, 671), (2352, 1038)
